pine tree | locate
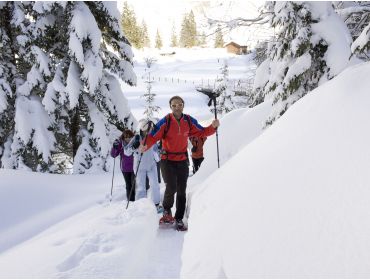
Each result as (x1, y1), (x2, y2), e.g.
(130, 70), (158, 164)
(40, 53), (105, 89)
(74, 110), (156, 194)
(0, 2), (136, 173)
(0, 2), (56, 172)
(253, 40), (269, 66)
(214, 27), (224, 48)
(0, 2), (17, 168)
(140, 20), (150, 48)
(198, 31), (207, 47)
(188, 10), (197, 47)
(179, 10), (197, 48)
(214, 60), (235, 115)
(170, 23), (178, 47)
(253, 2), (352, 127)
(142, 57), (160, 121)
(336, 2), (370, 60)
(155, 29), (163, 49)
(120, 1), (141, 49)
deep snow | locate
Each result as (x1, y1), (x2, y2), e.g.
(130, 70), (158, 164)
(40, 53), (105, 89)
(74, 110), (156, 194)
(1, 45), (370, 278)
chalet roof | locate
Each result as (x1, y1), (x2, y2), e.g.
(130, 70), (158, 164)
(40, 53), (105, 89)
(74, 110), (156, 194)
(224, 41), (248, 48)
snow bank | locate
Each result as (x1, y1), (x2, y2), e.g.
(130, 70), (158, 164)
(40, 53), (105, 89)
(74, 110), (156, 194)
(182, 61), (370, 278)
(188, 99), (272, 188)
(0, 169), (115, 253)
(0, 199), (158, 278)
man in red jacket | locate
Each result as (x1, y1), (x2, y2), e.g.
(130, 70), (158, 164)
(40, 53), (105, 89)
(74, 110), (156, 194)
(139, 95), (220, 230)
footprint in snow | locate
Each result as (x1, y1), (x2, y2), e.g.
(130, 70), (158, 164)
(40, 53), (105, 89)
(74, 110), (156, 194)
(56, 235), (102, 272)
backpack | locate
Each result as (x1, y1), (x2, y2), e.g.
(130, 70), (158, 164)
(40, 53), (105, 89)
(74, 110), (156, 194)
(163, 113), (191, 138)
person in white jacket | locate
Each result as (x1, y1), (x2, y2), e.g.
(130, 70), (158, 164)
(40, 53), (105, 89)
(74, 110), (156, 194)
(124, 119), (163, 213)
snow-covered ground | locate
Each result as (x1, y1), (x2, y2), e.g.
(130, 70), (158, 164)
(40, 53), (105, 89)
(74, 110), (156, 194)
(1, 47), (370, 278)
(0, 48), (255, 278)
(182, 61), (370, 278)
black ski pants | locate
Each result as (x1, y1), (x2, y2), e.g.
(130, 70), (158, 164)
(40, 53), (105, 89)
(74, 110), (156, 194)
(123, 172), (135, 201)
(160, 159), (189, 220)
(192, 157), (204, 174)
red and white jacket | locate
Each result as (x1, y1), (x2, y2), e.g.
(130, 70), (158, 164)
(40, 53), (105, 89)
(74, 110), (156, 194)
(144, 113), (216, 161)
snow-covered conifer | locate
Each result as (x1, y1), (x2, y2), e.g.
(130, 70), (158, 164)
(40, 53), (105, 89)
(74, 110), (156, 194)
(140, 20), (150, 48)
(155, 29), (163, 49)
(170, 23), (178, 47)
(142, 57), (160, 121)
(335, 2), (370, 60)
(0, 2), (57, 171)
(214, 26), (224, 48)
(215, 60), (235, 115)
(62, 2), (136, 173)
(180, 10), (197, 48)
(253, 2), (352, 126)
(0, 2), (17, 168)
(1, 1), (136, 173)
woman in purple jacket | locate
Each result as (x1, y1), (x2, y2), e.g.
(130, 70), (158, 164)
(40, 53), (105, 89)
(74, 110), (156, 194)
(111, 129), (135, 201)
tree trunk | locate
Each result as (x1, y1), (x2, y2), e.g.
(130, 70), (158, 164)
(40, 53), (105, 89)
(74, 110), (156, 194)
(70, 107), (80, 159)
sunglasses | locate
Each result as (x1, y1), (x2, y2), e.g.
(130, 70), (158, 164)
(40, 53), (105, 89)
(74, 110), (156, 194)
(171, 103), (184, 108)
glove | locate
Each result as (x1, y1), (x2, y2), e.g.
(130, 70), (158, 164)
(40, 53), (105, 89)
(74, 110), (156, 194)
(132, 135), (140, 149)
(113, 140), (120, 148)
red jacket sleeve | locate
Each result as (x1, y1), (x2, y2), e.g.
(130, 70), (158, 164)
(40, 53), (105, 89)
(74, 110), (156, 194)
(188, 116), (216, 138)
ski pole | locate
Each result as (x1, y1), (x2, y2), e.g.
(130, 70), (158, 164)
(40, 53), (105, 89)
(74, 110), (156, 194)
(110, 158), (116, 202)
(126, 122), (153, 209)
(213, 95), (220, 168)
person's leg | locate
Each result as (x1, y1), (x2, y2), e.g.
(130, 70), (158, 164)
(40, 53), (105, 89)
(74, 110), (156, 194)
(135, 170), (147, 200)
(146, 175), (149, 191)
(192, 157), (199, 173)
(129, 172), (135, 201)
(174, 160), (189, 220)
(123, 172), (134, 201)
(198, 157), (204, 168)
(157, 161), (161, 183)
(147, 165), (160, 205)
(160, 160), (177, 212)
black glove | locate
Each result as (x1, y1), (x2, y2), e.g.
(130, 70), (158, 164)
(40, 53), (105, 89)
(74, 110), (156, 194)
(132, 135), (140, 149)
(113, 140), (120, 148)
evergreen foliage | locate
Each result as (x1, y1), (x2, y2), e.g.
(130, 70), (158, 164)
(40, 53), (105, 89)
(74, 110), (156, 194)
(253, 40), (269, 66)
(120, 1), (142, 49)
(0, 1), (135, 173)
(155, 29), (163, 49)
(214, 60), (235, 115)
(198, 31), (207, 47)
(336, 2), (370, 60)
(170, 23), (178, 47)
(179, 10), (198, 48)
(252, 2), (351, 127)
(142, 57), (160, 120)
(140, 20), (150, 48)
(214, 27), (224, 48)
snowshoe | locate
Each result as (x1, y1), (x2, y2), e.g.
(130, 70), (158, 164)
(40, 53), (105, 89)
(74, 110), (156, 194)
(175, 219), (188, 231)
(159, 210), (175, 225)
(156, 204), (164, 214)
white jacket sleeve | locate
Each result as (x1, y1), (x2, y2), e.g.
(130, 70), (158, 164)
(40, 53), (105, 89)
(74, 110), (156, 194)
(124, 138), (136, 156)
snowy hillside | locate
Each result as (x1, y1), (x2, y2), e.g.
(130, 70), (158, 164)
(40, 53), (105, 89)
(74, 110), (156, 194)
(0, 47), (256, 278)
(182, 61), (370, 278)
(1, 46), (370, 278)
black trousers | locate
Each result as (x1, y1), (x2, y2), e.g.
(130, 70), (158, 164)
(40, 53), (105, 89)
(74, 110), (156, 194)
(160, 160), (189, 220)
(123, 172), (135, 201)
(192, 157), (204, 173)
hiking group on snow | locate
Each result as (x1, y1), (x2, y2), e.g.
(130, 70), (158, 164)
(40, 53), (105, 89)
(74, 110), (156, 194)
(111, 95), (220, 231)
